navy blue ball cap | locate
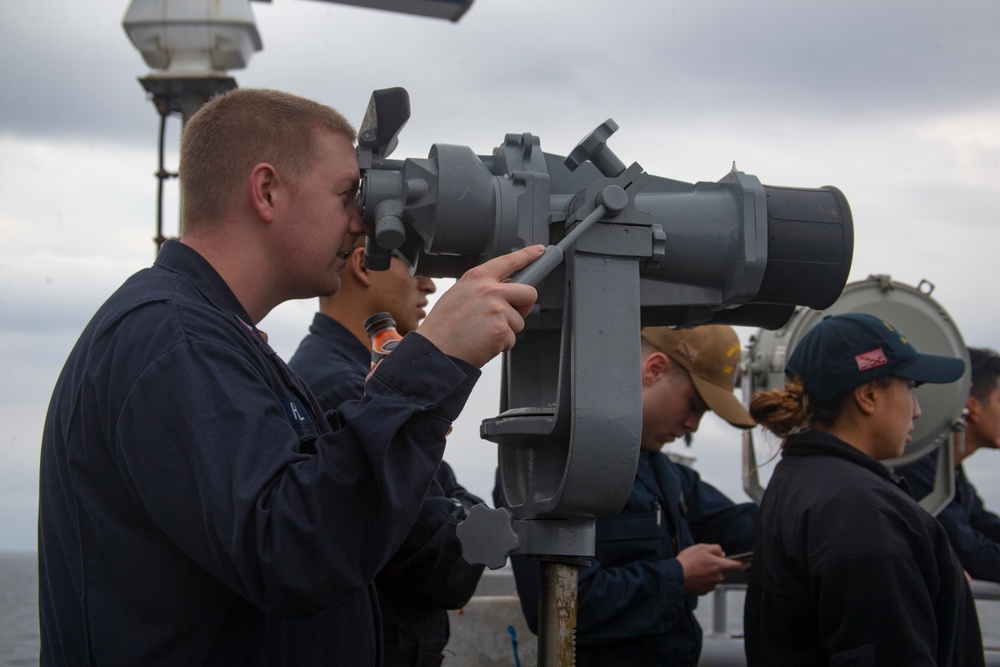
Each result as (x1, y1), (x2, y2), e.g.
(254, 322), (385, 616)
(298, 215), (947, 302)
(785, 313), (965, 405)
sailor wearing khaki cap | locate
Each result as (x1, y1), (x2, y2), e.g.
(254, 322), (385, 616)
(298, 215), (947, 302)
(505, 325), (758, 667)
(640, 325), (756, 438)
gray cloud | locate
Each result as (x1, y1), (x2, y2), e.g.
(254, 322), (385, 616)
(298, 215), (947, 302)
(5, 0), (998, 145)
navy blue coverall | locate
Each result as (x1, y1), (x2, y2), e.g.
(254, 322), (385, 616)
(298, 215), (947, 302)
(38, 241), (479, 666)
(501, 449), (756, 667)
(897, 448), (1000, 584)
(289, 313), (485, 666)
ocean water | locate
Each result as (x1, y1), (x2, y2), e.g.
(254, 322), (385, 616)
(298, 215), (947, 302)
(0, 553), (38, 667)
(4, 552), (1000, 665)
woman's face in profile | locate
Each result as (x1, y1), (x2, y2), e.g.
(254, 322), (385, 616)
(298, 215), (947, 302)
(869, 377), (921, 460)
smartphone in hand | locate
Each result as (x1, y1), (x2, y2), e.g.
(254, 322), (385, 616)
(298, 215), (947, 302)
(726, 551), (753, 563)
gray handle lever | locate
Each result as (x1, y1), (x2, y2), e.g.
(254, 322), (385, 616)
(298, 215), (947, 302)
(509, 184), (628, 286)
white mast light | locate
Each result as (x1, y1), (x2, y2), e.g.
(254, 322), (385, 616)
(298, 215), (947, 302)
(123, 0), (262, 74)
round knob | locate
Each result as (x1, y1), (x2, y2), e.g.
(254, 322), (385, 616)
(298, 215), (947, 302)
(597, 185), (628, 215)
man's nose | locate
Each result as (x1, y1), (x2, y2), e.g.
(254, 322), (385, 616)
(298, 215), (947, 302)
(418, 277), (436, 294)
(684, 411), (705, 433)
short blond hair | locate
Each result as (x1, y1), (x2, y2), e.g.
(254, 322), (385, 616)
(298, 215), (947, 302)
(178, 88), (356, 232)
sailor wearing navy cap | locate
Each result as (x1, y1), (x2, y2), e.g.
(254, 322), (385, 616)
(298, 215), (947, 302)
(744, 313), (984, 666)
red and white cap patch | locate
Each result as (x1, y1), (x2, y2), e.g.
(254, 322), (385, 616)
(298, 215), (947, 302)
(855, 347), (888, 372)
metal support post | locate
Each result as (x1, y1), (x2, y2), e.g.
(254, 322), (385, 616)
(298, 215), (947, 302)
(538, 561), (579, 667)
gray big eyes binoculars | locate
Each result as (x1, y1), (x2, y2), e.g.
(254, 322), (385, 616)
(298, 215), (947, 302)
(355, 86), (854, 566)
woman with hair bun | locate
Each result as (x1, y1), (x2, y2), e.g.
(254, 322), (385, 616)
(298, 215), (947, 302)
(743, 313), (984, 666)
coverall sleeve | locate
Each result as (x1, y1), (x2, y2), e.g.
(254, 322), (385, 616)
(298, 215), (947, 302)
(115, 332), (479, 618)
(939, 483), (1000, 583)
(902, 458), (1000, 583)
(968, 492), (1000, 543)
(313, 375), (366, 413)
(378, 461), (486, 609)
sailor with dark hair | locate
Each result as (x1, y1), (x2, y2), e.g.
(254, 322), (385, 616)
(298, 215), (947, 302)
(896, 346), (1000, 583)
(744, 313), (983, 666)
(289, 240), (485, 667)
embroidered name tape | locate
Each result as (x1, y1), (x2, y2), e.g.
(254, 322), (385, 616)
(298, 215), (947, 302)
(281, 397), (313, 427)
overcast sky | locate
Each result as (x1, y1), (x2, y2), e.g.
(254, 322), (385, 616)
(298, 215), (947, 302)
(1, 0), (999, 552)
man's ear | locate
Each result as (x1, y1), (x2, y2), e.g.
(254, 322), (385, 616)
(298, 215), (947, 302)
(346, 247), (371, 287)
(966, 395), (981, 425)
(248, 163), (279, 222)
(642, 352), (670, 387)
